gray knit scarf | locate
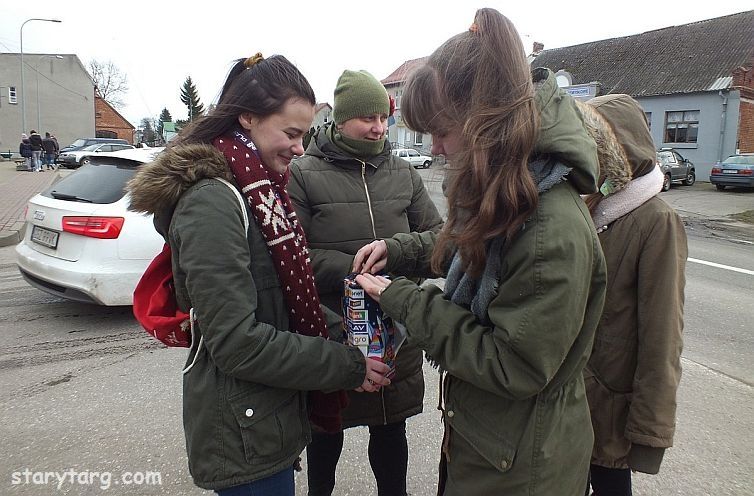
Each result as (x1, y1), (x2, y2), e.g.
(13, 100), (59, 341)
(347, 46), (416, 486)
(444, 158), (571, 325)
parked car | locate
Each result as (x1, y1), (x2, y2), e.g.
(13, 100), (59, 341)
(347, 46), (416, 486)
(709, 153), (754, 190)
(392, 148), (433, 168)
(58, 143), (135, 168)
(58, 137), (130, 155)
(656, 148), (695, 191)
(16, 147), (165, 305)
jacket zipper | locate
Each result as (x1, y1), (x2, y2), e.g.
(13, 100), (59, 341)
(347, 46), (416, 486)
(361, 159), (386, 424)
(380, 387), (388, 424)
(360, 160), (377, 239)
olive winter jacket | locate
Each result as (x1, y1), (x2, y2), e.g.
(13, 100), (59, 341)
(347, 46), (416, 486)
(127, 144), (366, 490)
(377, 69), (607, 495)
(289, 127), (443, 427)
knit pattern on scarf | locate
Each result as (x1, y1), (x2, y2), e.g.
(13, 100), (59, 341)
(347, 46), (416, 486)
(213, 129), (347, 433)
(444, 157), (571, 331)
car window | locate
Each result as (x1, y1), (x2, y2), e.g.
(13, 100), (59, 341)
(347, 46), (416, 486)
(82, 144), (101, 151)
(69, 139), (87, 148)
(399, 151), (407, 157)
(40, 159), (141, 204)
(408, 150), (419, 157)
(722, 155), (754, 165)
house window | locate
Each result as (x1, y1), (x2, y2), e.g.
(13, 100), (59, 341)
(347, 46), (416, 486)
(96, 130), (118, 138)
(415, 132), (423, 146)
(644, 112), (651, 130)
(8, 86), (17, 104)
(664, 110), (699, 144)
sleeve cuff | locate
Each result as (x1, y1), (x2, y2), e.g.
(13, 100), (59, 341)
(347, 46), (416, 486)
(628, 444), (665, 474)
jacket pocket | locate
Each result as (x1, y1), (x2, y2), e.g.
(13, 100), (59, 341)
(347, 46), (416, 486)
(445, 379), (532, 474)
(584, 373), (632, 464)
(227, 386), (306, 463)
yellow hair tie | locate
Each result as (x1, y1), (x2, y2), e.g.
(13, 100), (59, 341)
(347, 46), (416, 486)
(244, 52), (264, 68)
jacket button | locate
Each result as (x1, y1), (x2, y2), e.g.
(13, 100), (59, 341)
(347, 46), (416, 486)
(501, 460), (508, 469)
(245, 408), (254, 417)
(446, 410), (455, 418)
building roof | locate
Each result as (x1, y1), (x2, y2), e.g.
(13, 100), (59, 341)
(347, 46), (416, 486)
(315, 102), (332, 112)
(532, 10), (754, 97)
(95, 95), (135, 130)
(381, 57), (428, 87)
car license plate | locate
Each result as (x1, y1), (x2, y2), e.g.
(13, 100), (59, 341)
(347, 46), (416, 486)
(31, 225), (59, 249)
(722, 169), (738, 174)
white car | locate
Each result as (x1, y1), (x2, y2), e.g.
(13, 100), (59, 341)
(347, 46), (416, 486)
(16, 147), (165, 305)
(58, 142), (135, 169)
(392, 148), (433, 168)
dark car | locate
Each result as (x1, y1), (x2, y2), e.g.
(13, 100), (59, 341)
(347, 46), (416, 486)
(710, 154), (754, 190)
(656, 149), (695, 191)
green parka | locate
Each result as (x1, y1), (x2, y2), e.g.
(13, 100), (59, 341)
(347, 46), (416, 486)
(376, 69), (607, 495)
(579, 94), (687, 474)
(288, 127), (443, 427)
(127, 144), (366, 491)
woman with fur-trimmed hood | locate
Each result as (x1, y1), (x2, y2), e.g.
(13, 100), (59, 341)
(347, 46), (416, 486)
(579, 94), (687, 495)
(127, 54), (391, 495)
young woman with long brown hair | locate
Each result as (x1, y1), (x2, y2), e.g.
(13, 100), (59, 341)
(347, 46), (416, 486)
(353, 8), (607, 495)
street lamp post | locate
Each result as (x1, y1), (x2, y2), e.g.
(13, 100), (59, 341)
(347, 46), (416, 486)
(20, 18), (61, 134)
(36, 55), (64, 131)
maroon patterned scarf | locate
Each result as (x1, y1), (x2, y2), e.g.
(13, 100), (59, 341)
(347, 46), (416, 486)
(213, 129), (348, 433)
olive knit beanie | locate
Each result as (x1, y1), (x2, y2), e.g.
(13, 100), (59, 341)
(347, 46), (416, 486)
(332, 70), (390, 124)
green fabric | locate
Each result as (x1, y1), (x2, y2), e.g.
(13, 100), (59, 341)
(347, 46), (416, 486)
(379, 181), (606, 493)
(135, 145), (367, 491)
(288, 134), (443, 428)
(586, 197), (686, 470)
(532, 67), (600, 194)
(327, 122), (385, 159)
(332, 70), (390, 124)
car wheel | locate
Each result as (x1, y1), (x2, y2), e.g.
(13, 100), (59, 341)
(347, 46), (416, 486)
(715, 184), (726, 191)
(80, 157), (91, 166)
(683, 170), (696, 186)
(662, 174), (671, 192)
(423, 160), (431, 169)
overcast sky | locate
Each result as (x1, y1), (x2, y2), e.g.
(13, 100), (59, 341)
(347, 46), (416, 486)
(2, 1), (751, 127)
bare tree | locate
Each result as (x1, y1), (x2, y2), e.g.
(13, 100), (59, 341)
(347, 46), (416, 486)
(88, 60), (129, 109)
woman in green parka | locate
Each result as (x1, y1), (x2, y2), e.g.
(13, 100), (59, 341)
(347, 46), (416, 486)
(353, 9), (608, 495)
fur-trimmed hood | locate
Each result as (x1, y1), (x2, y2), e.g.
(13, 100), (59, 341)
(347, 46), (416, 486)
(576, 94), (656, 197)
(127, 143), (233, 215)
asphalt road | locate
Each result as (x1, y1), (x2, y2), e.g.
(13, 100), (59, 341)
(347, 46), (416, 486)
(0, 167), (752, 495)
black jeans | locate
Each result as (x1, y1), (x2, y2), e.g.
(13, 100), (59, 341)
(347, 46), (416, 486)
(588, 464), (632, 496)
(307, 421), (408, 496)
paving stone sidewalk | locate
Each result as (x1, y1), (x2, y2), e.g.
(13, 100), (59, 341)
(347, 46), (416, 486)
(0, 162), (61, 247)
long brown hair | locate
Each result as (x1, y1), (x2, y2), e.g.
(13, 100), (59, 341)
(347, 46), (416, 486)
(403, 8), (540, 277)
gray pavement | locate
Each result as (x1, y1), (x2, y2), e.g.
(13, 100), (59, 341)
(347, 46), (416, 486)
(0, 159), (63, 247)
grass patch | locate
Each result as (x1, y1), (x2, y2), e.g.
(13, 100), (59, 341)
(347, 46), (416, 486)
(729, 210), (754, 224)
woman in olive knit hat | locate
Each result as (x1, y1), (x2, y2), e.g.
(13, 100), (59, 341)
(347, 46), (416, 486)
(289, 70), (443, 496)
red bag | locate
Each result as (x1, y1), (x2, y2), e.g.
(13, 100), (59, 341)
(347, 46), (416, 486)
(132, 178), (248, 350)
(132, 243), (192, 347)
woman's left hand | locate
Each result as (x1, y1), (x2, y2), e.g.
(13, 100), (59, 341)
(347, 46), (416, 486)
(355, 273), (391, 303)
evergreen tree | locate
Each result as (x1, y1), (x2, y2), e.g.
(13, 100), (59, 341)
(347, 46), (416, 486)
(140, 117), (157, 144)
(157, 108), (172, 136)
(180, 76), (205, 121)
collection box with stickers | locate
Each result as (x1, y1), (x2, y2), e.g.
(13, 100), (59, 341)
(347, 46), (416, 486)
(342, 274), (406, 378)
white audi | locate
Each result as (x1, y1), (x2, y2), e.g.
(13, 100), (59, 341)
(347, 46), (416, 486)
(16, 148), (164, 305)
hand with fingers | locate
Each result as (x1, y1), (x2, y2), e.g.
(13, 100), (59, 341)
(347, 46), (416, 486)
(352, 240), (388, 274)
(356, 357), (392, 392)
(355, 273), (391, 303)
